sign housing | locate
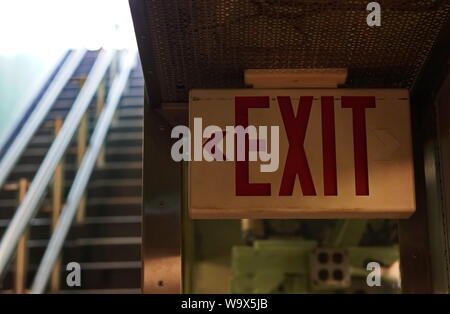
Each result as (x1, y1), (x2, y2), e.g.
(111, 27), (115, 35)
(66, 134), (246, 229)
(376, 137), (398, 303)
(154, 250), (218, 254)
(189, 89), (415, 219)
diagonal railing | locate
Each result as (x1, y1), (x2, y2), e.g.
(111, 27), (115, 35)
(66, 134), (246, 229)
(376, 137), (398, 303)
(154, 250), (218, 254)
(0, 49), (86, 188)
(0, 48), (138, 286)
(31, 50), (137, 293)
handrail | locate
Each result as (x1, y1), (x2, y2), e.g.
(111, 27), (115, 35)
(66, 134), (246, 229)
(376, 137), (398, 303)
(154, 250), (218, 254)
(31, 50), (137, 293)
(0, 49), (87, 188)
(0, 49), (116, 277)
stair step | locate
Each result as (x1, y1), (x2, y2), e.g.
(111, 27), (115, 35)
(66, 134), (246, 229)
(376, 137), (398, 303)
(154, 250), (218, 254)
(0, 215), (141, 227)
(0, 178), (141, 199)
(51, 97), (143, 112)
(80, 261), (140, 270)
(0, 216), (141, 239)
(24, 237), (140, 264)
(0, 53), (144, 293)
(55, 87), (143, 102)
(0, 196), (141, 219)
(71, 268), (140, 289)
(2, 267), (140, 291)
(21, 145), (142, 158)
(86, 197), (141, 206)
(58, 288), (141, 294)
(58, 82), (142, 99)
(28, 131), (142, 147)
(35, 118), (143, 137)
(43, 107), (143, 123)
(0, 185), (141, 202)
(8, 161), (142, 181)
(12, 160), (141, 170)
(18, 146), (142, 164)
(77, 202), (141, 217)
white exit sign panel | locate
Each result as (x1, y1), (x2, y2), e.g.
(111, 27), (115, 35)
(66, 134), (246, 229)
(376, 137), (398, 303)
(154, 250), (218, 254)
(189, 89), (415, 219)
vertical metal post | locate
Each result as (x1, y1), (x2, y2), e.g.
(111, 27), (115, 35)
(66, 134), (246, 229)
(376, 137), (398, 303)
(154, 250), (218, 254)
(76, 76), (88, 223)
(182, 161), (194, 293)
(95, 80), (106, 168)
(433, 74), (450, 292)
(50, 118), (64, 293)
(129, 1), (181, 292)
(143, 100), (182, 293)
(397, 16), (450, 294)
(109, 53), (118, 80)
(76, 113), (88, 223)
(14, 178), (29, 294)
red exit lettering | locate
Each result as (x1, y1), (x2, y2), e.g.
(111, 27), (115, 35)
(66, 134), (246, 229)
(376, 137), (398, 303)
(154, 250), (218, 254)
(235, 96), (376, 197)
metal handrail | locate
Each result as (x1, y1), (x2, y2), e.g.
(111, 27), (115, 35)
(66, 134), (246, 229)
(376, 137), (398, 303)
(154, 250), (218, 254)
(0, 49), (116, 277)
(31, 50), (137, 293)
(0, 49), (87, 188)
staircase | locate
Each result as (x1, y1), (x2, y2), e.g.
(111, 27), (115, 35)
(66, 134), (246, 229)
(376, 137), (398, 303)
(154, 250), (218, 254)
(0, 50), (143, 293)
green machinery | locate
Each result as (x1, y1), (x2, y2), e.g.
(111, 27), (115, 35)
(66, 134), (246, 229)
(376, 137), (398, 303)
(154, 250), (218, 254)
(230, 220), (400, 294)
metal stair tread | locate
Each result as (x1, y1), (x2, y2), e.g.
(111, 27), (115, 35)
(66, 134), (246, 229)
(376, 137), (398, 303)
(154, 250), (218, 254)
(27, 237), (141, 248)
(0, 215), (141, 228)
(0, 52), (143, 293)
(79, 261), (140, 270)
(10, 161), (142, 174)
(21, 145), (142, 158)
(57, 288), (141, 294)
(29, 132), (143, 145)
(0, 196), (141, 208)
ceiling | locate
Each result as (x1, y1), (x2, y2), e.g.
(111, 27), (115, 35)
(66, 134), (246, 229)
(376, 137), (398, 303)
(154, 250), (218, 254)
(129, 0), (450, 107)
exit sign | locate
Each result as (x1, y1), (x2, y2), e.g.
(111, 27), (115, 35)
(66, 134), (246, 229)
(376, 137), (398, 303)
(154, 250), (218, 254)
(189, 89), (415, 219)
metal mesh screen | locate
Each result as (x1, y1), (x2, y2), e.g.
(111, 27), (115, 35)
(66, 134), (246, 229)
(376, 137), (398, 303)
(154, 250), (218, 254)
(141, 0), (450, 103)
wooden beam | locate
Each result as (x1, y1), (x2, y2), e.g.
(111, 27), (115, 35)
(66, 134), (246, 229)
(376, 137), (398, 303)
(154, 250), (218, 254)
(244, 68), (348, 88)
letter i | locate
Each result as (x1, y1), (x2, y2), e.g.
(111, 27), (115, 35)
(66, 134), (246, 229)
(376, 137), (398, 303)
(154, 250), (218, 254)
(321, 96), (337, 195)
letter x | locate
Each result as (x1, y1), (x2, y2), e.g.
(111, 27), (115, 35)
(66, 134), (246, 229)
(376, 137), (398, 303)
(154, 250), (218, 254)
(278, 96), (316, 196)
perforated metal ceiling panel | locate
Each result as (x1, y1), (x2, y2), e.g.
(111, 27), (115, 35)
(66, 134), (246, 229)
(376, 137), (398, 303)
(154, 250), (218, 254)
(130, 0), (450, 105)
